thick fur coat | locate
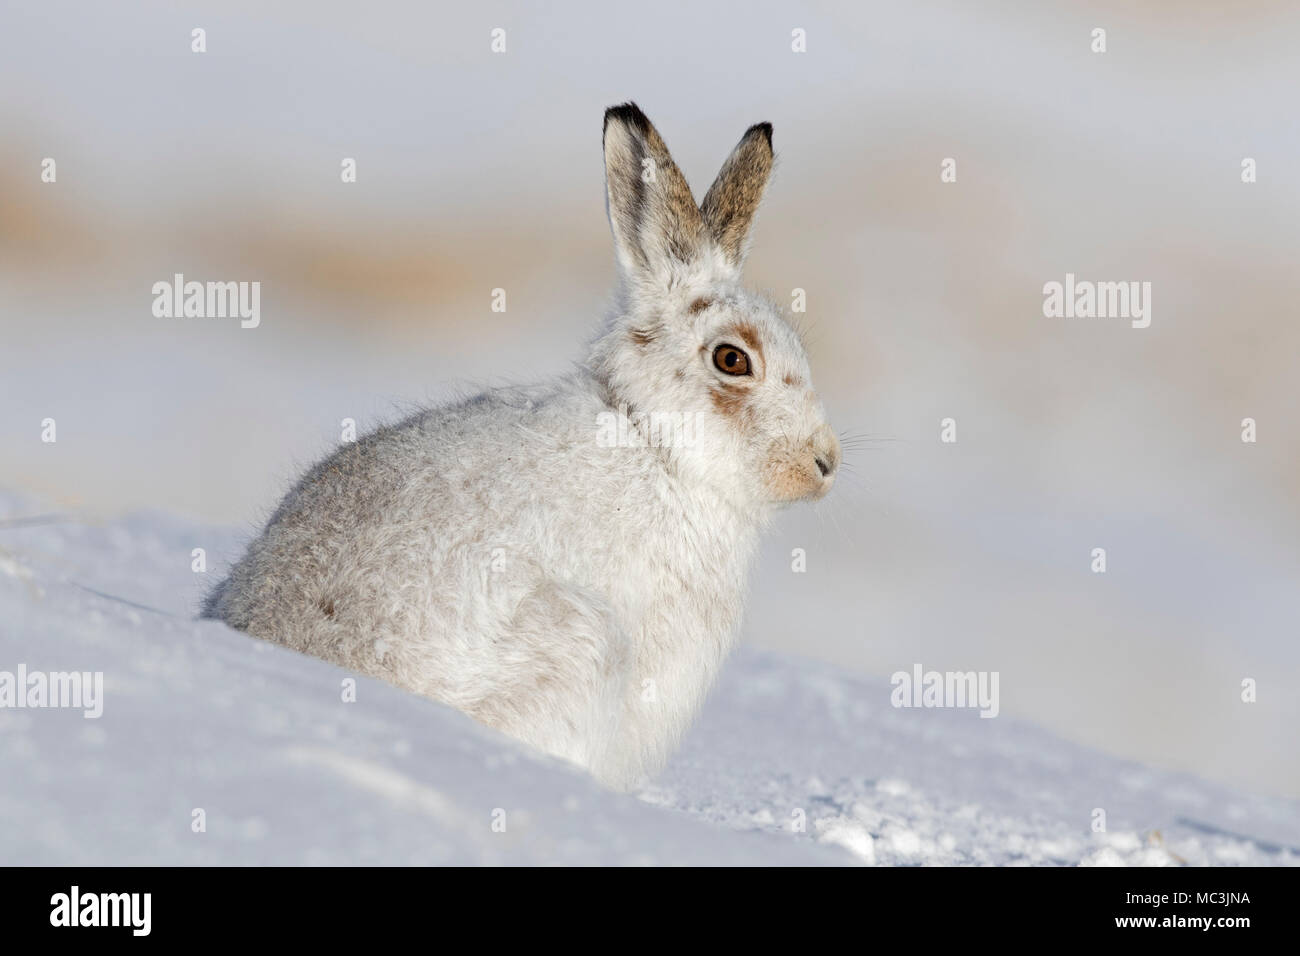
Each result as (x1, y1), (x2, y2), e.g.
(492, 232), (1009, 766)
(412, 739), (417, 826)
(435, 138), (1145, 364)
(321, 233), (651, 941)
(204, 103), (839, 789)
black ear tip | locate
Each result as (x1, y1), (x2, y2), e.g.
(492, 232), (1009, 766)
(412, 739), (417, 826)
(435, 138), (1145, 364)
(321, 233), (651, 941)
(746, 122), (774, 148)
(604, 102), (651, 136)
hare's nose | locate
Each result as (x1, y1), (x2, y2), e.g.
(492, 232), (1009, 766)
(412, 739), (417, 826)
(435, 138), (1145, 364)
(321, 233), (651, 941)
(812, 426), (840, 479)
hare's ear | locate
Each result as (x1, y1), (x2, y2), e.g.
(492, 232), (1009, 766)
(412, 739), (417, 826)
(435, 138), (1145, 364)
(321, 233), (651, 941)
(603, 103), (707, 286)
(699, 122), (774, 270)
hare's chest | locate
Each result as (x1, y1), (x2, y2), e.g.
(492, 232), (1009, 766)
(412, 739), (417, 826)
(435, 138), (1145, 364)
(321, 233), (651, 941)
(610, 509), (754, 721)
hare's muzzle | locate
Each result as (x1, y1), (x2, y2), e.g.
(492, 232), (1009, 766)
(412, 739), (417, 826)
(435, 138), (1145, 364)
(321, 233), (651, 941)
(766, 425), (840, 503)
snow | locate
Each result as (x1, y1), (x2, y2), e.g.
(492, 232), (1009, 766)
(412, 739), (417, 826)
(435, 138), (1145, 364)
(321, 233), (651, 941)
(2, 489), (1297, 866)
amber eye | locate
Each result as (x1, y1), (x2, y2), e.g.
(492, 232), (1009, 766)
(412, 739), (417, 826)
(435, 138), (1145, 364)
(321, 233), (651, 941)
(712, 344), (751, 376)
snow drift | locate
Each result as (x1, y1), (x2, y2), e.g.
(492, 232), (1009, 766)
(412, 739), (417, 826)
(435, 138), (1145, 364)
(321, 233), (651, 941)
(1, 490), (1295, 866)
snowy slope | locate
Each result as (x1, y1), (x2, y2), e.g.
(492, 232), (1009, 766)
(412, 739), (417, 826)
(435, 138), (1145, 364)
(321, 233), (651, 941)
(1, 489), (1296, 866)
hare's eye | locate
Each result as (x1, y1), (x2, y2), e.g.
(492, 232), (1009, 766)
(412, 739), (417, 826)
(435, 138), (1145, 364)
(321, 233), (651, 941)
(712, 344), (751, 376)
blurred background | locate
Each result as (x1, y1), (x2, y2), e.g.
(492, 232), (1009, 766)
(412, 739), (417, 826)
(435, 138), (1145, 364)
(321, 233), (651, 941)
(2, 1), (1297, 798)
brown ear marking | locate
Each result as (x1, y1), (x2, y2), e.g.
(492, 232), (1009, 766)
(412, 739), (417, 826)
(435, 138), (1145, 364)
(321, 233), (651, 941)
(604, 102), (653, 137)
(699, 122), (775, 266)
(747, 122), (774, 147)
(603, 102), (706, 269)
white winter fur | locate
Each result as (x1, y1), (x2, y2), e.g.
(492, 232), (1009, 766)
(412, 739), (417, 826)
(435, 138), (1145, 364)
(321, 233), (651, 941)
(203, 104), (839, 790)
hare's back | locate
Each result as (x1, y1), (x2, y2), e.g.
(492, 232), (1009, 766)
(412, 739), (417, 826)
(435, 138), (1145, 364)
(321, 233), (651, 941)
(208, 380), (636, 638)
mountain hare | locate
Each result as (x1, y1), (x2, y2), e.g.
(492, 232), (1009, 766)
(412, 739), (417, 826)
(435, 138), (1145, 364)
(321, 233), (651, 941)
(204, 103), (839, 790)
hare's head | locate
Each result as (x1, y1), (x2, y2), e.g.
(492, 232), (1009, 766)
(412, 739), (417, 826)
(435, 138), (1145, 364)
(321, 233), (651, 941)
(590, 103), (839, 509)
